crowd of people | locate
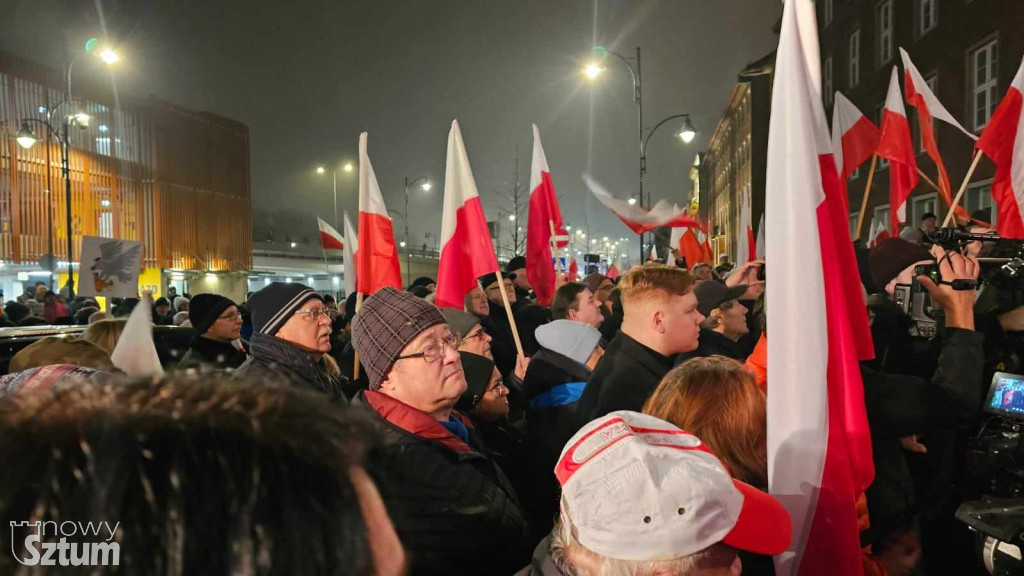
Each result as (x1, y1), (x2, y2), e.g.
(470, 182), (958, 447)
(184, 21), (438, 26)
(0, 218), (1014, 575)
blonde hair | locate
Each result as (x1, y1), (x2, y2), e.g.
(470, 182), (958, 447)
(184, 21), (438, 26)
(643, 356), (767, 488)
(81, 319), (129, 355)
(617, 264), (695, 311)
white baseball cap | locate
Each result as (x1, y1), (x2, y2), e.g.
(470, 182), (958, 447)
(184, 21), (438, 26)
(556, 411), (791, 561)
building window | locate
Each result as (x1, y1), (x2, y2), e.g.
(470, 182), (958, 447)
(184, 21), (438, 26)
(912, 193), (938, 226)
(823, 0), (833, 27)
(918, 0), (938, 37)
(966, 179), (997, 224)
(849, 28), (861, 88)
(851, 165), (862, 180)
(849, 212), (860, 240)
(874, 204), (890, 232)
(877, 1), (893, 66)
(824, 55), (833, 107)
(875, 103), (889, 169)
(971, 39), (999, 131)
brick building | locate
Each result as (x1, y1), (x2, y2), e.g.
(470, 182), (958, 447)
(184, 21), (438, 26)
(818, 0), (1024, 240)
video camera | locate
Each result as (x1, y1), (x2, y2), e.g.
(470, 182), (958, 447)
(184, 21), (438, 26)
(891, 230), (1024, 339)
(960, 372), (1024, 574)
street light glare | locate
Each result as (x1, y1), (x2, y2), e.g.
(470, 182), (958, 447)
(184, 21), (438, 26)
(316, 166), (325, 174)
(584, 63), (605, 79)
(16, 123), (37, 149)
(98, 48), (120, 65)
(508, 214), (516, 221)
(627, 197), (637, 205)
(421, 181), (432, 192)
(678, 117), (697, 144)
(343, 163), (354, 172)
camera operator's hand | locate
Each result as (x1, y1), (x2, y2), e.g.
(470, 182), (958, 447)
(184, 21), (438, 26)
(727, 260), (766, 300)
(916, 246), (979, 331)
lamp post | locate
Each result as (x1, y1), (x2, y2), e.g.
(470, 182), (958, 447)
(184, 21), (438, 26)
(583, 46), (696, 260)
(16, 41), (117, 293)
(317, 162), (354, 230)
(403, 176), (431, 287)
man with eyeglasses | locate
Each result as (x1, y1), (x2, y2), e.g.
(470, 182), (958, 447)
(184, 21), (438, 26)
(177, 293), (248, 371)
(352, 287), (530, 576)
(233, 282), (347, 400)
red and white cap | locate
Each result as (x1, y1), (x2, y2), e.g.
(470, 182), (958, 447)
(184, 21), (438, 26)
(556, 411), (792, 561)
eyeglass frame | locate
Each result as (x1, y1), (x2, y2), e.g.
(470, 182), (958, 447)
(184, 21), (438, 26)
(216, 311), (244, 321)
(293, 306), (330, 322)
(395, 332), (461, 364)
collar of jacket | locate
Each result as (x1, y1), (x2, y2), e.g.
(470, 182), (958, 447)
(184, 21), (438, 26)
(249, 333), (330, 384)
(362, 389), (475, 453)
(697, 328), (746, 356)
(524, 348), (591, 399)
(191, 335), (245, 358)
(615, 331), (675, 375)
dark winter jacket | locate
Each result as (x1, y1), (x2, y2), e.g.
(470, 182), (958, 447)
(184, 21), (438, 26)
(176, 336), (247, 372)
(514, 538), (564, 576)
(353, 390), (531, 576)
(576, 332), (675, 426)
(521, 348), (592, 538)
(862, 327), (985, 549)
(483, 309), (520, 378)
(231, 333), (347, 401)
(675, 328), (749, 365)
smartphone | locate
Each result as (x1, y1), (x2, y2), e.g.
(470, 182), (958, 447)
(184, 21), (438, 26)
(756, 263), (766, 282)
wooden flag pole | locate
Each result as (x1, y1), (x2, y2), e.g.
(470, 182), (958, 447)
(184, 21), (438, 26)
(854, 155), (878, 240)
(942, 149), (984, 228)
(353, 292), (364, 380)
(915, 168), (942, 195)
(495, 269), (525, 359)
(548, 220), (562, 275)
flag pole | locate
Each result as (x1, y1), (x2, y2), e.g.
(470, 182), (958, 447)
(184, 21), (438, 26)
(854, 154), (878, 240)
(548, 220), (562, 275)
(353, 292), (364, 380)
(942, 149), (984, 228)
(495, 269), (525, 359)
(915, 167), (942, 195)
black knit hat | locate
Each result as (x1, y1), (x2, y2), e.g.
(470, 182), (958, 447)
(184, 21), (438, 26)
(351, 287), (446, 391)
(188, 293), (236, 336)
(869, 238), (933, 289)
(477, 272), (505, 290)
(249, 282), (322, 336)
(455, 352), (496, 412)
(506, 256), (527, 273)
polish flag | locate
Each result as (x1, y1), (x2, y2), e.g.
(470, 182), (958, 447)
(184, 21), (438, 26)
(435, 120), (500, 310)
(976, 56), (1024, 239)
(755, 213), (766, 260)
(356, 133), (402, 295)
(877, 66), (919, 236)
(568, 258), (579, 281)
(583, 175), (705, 234)
(737, 193), (755, 263)
(649, 244), (658, 262)
(765, 2), (875, 575)
(527, 125), (564, 307)
(317, 217), (345, 251)
(698, 229), (714, 263)
(679, 228), (708, 270)
(669, 211), (685, 265)
(831, 91), (880, 182)
(867, 216), (891, 248)
(901, 48), (976, 220)
(343, 212), (358, 297)
(606, 263), (620, 280)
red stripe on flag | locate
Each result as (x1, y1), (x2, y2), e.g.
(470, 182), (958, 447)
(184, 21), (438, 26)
(905, 72), (968, 221)
(435, 197), (498, 309)
(319, 231), (344, 251)
(356, 211), (402, 294)
(527, 170), (562, 307)
(840, 116), (881, 182)
(977, 86), (1024, 238)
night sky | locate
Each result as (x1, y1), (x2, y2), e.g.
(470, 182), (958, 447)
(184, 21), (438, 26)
(2, 0), (781, 253)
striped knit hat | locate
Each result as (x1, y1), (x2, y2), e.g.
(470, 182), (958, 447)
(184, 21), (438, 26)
(249, 282), (323, 336)
(351, 287), (446, 391)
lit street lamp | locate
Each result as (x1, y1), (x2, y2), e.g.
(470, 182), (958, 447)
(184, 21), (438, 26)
(316, 162), (355, 230)
(17, 39), (118, 291)
(402, 176), (431, 287)
(583, 45), (696, 260)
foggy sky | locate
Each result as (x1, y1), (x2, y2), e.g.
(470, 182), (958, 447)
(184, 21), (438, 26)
(1, 0), (781, 253)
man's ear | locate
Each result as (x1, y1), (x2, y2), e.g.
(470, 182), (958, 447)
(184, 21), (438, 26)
(651, 309), (666, 333)
(568, 309), (579, 321)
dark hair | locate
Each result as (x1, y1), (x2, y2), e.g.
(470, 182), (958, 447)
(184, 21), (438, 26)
(550, 283), (589, 320)
(75, 306), (100, 325)
(920, 212), (937, 222)
(409, 286), (431, 299)
(323, 294), (336, 305)
(0, 377), (381, 575)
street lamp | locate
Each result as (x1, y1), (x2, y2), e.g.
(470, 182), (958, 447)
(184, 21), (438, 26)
(316, 163), (355, 230)
(403, 176), (432, 287)
(343, 162), (354, 173)
(508, 214), (516, 221)
(16, 41), (117, 291)
(583, 45), (696, 260)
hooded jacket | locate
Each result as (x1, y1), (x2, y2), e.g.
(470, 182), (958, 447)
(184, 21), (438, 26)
(353, 390), (531, 576)
(232, 333), (346, 401)
(575, 332), (675, 426)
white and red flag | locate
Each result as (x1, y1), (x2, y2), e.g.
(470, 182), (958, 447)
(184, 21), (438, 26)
(679, 228), (709, 270)
(737, 192), (755, 263)
(526, 125), (564, 307)
(343, 211), (358, 297)
(317, 217), (345, 251)
(435, 120), (500, 310)
(583, 175), (705, 234)
(831, 91), (880, 182)
(976, 56), (1024, 238)
(606, 263), (620, 280)
(765, 2), (875, 575)
(877, 66), (920, 235)
(867, 216), (891, 248)
(755, 212), (766, 260)
(356, 133), (402, 295)
(901, 47), (976, 220)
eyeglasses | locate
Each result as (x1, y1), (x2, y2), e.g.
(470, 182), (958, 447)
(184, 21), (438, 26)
(485, 379), (505, 394)
(395, 332), (461, 364)
(217, 312), (243, 321)
(294, 307), (329, 321)
(464, 328), (486, 341)
(485, 283), (514, 293)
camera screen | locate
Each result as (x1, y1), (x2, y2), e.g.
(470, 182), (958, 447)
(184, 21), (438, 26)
(984, 372), (1024, 419)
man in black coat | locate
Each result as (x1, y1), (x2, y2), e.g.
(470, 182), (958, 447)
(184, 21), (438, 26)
(576, 265), (705, 426)
(176, 294), (248, 372)
(351, 287), (530, 576)
(675, 280), (751, 364)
